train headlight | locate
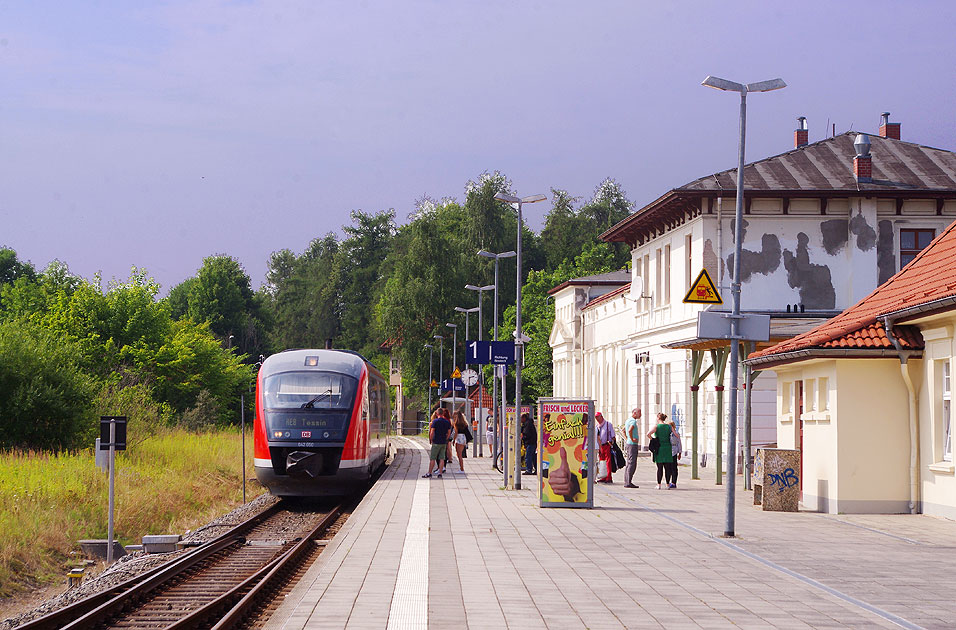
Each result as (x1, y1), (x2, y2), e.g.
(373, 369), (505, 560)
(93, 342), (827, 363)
(273, 431), (282, 438)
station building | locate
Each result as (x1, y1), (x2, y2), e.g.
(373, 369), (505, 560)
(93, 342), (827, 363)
(747, 218), (956, 517)
(549, 114), (956, 476)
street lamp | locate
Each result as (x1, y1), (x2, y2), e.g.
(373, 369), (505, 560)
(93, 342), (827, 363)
(477, 250), (516, 471)
(701, 74), (785, 537)
(434, 334), (444, 411)
(424, 343), (434, 419)
(465, 283), (494, 456)
(456, 305), (480, 455)
(494, 191), (547, 490)
(445, 323), (458, 380)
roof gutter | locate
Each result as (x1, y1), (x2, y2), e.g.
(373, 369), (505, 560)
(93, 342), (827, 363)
(881, 315), (920, 515)
(882, 294), (956, 323)
(743, 347), (915, 369)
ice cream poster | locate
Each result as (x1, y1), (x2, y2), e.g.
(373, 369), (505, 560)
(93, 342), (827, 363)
(538, 399), (594, 508)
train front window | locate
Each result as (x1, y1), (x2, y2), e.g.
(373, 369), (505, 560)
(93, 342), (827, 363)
(264, 372), (357, 410)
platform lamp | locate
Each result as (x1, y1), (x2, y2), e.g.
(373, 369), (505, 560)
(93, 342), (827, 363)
(477, 250), (516, 471)
(424, 343), (434, 422)
(445, 323), (458, 399)
(493, 191), (546, 490)
(433, 334), (444, 411)
(455, 305), (480, 454)
(701, 74), (785, 537)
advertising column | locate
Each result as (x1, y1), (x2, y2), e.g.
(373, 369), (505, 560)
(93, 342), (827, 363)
(505, 405), (532, 489)
(537, 399), (594, 508)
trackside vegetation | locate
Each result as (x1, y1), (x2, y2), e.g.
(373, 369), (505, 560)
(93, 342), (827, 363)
(0, 429), (258, 599)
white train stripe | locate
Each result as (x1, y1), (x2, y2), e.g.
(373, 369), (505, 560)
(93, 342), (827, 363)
(338, 457), (370, 469)
(254, 458), (273, 468)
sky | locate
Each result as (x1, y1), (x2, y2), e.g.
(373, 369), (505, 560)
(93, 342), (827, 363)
(2, 0), (955, 295)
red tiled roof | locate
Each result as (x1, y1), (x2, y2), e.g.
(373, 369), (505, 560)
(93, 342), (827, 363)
(750, 219), (956, 362)
(582, 284), (630, 310)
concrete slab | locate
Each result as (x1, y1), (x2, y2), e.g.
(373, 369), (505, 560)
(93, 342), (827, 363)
(265, 437), (956, 629)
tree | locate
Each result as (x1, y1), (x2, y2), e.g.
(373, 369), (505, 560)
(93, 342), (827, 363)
(186, 255), (266, 357)
(0, 247), (36, 287)
(166, 276), (196, 320)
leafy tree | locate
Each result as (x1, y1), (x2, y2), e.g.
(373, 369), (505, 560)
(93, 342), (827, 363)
(166, 276), (196, 320)
(186, 255), (266, 357)
(0, 319), (97, 450)
(0, 247), (36, 287)
(264, 234), (340, 351)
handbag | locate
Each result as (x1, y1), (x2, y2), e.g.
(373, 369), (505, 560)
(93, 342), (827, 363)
(597, 458), (609, 479)
(647, 437), (660, 454)
(611, 440), (626, 470)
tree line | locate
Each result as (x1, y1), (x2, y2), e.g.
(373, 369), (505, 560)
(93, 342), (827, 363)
(0, 172), (633, 450)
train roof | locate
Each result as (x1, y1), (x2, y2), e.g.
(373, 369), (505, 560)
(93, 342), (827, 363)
(260, 349), (383, 381)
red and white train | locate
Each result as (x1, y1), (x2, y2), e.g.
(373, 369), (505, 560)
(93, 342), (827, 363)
(253, 349), (391, 496)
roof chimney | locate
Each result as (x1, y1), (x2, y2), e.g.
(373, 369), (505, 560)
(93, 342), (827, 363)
(853, 134), (872, 183)
(794, 116), (808, 148)
(879, 112), (900, 140)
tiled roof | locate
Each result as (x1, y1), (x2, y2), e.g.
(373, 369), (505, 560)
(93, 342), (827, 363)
(679, 132), (956, 194)
(548, 270), (631, 295)
(582, 284), (630, 310)
(602, 132), (956, 246)
(750, 219), (956, 363)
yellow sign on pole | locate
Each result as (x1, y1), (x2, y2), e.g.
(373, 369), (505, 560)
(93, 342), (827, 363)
(683, 269), (723, 304)
(451, 367), (461, 379)
(430, 379), (438, 388)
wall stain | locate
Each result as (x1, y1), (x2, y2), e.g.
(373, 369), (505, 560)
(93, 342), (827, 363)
(877, 220), (896, 284)
(703, 239), (719, 281)
(727, 233), (782, 283)
(820, 219), (849, 255)
(782, 232), (836, 309)
(849, 210), (877, 251)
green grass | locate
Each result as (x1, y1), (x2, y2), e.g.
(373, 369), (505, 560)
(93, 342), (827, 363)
(0, 428), (262, 598)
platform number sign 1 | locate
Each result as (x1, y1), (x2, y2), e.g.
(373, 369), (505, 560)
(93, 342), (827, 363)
(466, 340), (517, 365)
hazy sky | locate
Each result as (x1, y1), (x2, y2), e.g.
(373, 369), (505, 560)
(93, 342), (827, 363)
(2, 1), (955, 294)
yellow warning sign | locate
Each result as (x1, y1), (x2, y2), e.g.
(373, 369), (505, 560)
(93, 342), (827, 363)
(451, 367), (461, 379)
(430, 380), (438, 388)
(683, 269), (723, 304)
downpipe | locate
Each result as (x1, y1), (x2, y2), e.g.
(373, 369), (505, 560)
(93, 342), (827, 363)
(882, 316), (920, 514)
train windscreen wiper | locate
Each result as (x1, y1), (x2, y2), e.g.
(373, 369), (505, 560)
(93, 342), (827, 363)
(300, 392), (331, 408)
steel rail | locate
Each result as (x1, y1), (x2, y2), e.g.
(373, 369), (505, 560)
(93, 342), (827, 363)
(16, 503), (282, 630)
(167, 505), (342, 630)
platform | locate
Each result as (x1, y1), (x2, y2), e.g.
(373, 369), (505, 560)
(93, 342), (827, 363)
(265, 437), (956, 629)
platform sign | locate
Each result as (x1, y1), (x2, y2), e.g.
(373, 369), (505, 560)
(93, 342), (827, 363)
(451, 367), (461, 379)
(440, 378), (465, 392)
(466, 340), (516, 365)
(697, 311), (770, 341)
(537, 399), (594, 508)
(99, 416), (127, 450)
(683, 269), (722, 305)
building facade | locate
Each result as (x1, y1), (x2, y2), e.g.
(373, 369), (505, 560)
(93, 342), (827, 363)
(551, 114), (956, 472)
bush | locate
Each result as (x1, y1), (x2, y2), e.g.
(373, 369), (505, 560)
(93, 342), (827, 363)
(0, 320), (96, 450)
(179, 389), (222, 431)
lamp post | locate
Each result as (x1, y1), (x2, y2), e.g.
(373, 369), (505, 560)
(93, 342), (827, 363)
(446, 322), (458, 388)
(701, 74), (785, 537)
(477, 250), (516, 472)
(494, 191), (546, 490)
(456, 305), (480, 454)
(434, 334), (444, 412)
(424, 343), (434, 421)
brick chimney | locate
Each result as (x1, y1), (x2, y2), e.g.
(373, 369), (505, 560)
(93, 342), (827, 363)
(853, 134), (872, 183)
(879, 112), (900, 140)
(794, 116), (808, 148)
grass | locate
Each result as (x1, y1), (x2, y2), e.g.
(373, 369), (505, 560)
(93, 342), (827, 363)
(0, 428), (262, 598)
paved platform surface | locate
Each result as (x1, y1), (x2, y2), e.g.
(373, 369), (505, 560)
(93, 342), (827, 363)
(265, 437), (956, 629)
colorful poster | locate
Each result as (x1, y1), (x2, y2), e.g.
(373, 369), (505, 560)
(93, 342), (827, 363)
(538, 399), (594, 508)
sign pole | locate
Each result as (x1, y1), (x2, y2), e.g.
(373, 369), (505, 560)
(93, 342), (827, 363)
(107, 419), (116, 564)
(241, 392), (247, 504)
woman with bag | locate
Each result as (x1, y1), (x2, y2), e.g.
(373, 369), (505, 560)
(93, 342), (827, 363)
(594, 412), (615, 483)
(666, 417), (682, 488)
(452, 410), (469, 473)
(646, 412), (674, 489)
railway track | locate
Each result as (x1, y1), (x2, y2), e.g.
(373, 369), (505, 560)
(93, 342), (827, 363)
(17, 501), (344, 630)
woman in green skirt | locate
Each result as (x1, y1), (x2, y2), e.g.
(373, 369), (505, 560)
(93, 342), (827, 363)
(646, 412), (673, 489)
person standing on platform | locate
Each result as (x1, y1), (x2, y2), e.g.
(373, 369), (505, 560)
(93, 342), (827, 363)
(452, 410), (469, 473)
(424, 409), (452, 478)
(666, 416), (682, 488)
(647, 412), (674, 489)
(442, 408), (456, 465)
(485, 415), (494, 460)
(595, 412), (615, 483)
(624, 408), (641, 488)
(520, 412), (536, 475)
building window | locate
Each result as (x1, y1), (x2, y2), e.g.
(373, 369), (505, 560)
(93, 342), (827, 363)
(944, 361), (952, 462)
(664, 244), (671, 304)
(900, 228), (935, 268)
(685, 234), (693, 293)
(817, 377), (829, 412)
(804, 379), (816, 412)
(781, 382), (792, 415)
(655, 248), (662, 307)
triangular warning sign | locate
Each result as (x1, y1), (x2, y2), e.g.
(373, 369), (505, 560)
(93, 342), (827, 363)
(430, 380), (438, 388)
(451, 367), (461, 379)
(683, 269), (723, 304)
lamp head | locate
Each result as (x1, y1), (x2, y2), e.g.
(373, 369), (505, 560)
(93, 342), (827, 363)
(494, 192), (520, 204)
(424, 343), (433, 349)
(446, 322), (457, 329)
